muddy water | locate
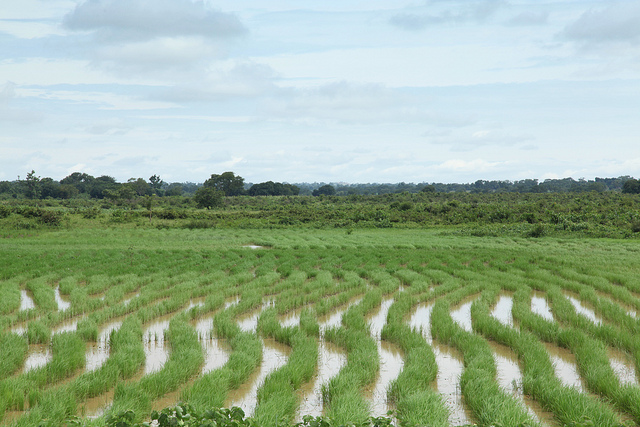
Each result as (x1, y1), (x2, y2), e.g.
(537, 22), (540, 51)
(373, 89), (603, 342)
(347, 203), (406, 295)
(531, 292), (553, 321)
(491, 294), (514, 327)
(490, 342), (556, 427)
(543, 342), (584, 391)
(122, 293), (139, 307)
(366, 298), (404, 418)
(297, 340), (346, 419)
(608, 348), (638, 387)
(226, 338), (291, 416)
(55, 286), (71, 312)
(194, 316), (230, 374)
(53, 317), (81, 334)
(143, 316), (172, 375)
(20, 289), (35, 311)
(86, 320), (123, 372)
(225, 296), (240, 309)
(237, 309), (261, 332)
(450, 296), (477, 333)
(563, 292), (602, 325)
(23, 344), (51, 372)
(296, 306), (351, 419)
(597, 291), (638, 319)
(280, 309), (301, 328)
(408, 303), (474, 426)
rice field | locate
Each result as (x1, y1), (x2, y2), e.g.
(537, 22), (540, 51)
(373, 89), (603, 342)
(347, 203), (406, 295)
(1, 227), (640, 426)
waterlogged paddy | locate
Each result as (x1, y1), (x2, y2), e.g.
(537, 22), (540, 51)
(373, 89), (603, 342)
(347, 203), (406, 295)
(408, 303), (474, 426)
(367, 298), (404, 418)
(3, 229), (640, 426)
(226, 338), (291, 416)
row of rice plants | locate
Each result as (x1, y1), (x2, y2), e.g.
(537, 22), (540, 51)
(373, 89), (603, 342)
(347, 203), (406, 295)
(475, 283), (624, 426)
(253, 308), (318, 425)
(322, 289), (382, 425)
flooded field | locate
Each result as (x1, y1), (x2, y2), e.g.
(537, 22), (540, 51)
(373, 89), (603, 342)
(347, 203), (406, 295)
(2, 231), (640, 427)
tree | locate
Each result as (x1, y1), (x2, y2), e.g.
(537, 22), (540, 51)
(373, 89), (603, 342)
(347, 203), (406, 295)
(194, 187), (224, 209)
(89, 176), (119, 199)
(149, 175), (165, 196)
(248, 181), (300, 196)
(622, 178), (640, 194)
(24, 170), (40, 199)
(127, 178), (151, 196)
(61, 172), (95, 194)
(312, 184), (335, 197)
(204, 172), (245, 196)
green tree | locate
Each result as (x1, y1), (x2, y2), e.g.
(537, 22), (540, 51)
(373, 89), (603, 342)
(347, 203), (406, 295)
(127, 178), (151, 196)
(194, 187), (224, 209)
(89, 176), (119, 199)
(204, 172), (245, 196)
(60, 172), (95, 194)
(24, 170), (40, 199)
(312, 184), (335, 196)
(622, 178), (640, 194)
(149, 174), (165, 196)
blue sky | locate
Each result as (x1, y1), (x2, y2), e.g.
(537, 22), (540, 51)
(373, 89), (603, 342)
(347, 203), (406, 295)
(1, 0), (639, 184)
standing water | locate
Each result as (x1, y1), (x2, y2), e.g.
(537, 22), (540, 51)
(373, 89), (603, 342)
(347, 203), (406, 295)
(226, 338), (290, 416)
(366, 298), (404, 418)
(409, 303), (474, 426)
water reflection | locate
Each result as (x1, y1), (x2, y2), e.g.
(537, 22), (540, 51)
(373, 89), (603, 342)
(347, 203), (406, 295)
(194, 316), (230, 374)
(226, 338), (290, 416)
(408, 303), (474, 426)
(86, 320), (123, 372)
(491, 294), (514, 327)
(23, 344), (51, 373)
(55, 286), (71, 312)
(20, 290), (35, 311)
(366, 298), (404, 418)
(543, 342), (584, 392)
(531, 292), (553, 321)
(564, 293), (602, 325)
(143, 317), (171, 375)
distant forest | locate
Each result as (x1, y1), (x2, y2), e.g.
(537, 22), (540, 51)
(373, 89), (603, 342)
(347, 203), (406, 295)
(1, 170), (640, 201)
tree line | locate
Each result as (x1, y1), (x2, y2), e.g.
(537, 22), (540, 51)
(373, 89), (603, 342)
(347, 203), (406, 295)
(1, 171), (639, 203)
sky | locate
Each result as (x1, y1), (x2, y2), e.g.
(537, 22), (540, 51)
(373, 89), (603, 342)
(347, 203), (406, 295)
(1, 0), (639, 184)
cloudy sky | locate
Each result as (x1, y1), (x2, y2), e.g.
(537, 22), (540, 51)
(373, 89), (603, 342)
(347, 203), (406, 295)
(1, 0), (639, 184)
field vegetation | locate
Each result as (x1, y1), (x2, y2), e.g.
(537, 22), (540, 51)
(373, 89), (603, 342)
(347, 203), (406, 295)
(1, 191), (640, 426)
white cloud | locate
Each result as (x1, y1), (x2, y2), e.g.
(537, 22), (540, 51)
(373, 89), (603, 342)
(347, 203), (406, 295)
(389, 0), (505, 31)
(64, 0), (246, 41)
(435, 158), (506, 173)
(0, 81), (44, 123)
(506, 10), (549, 26)
(562, 2), (640, 45)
